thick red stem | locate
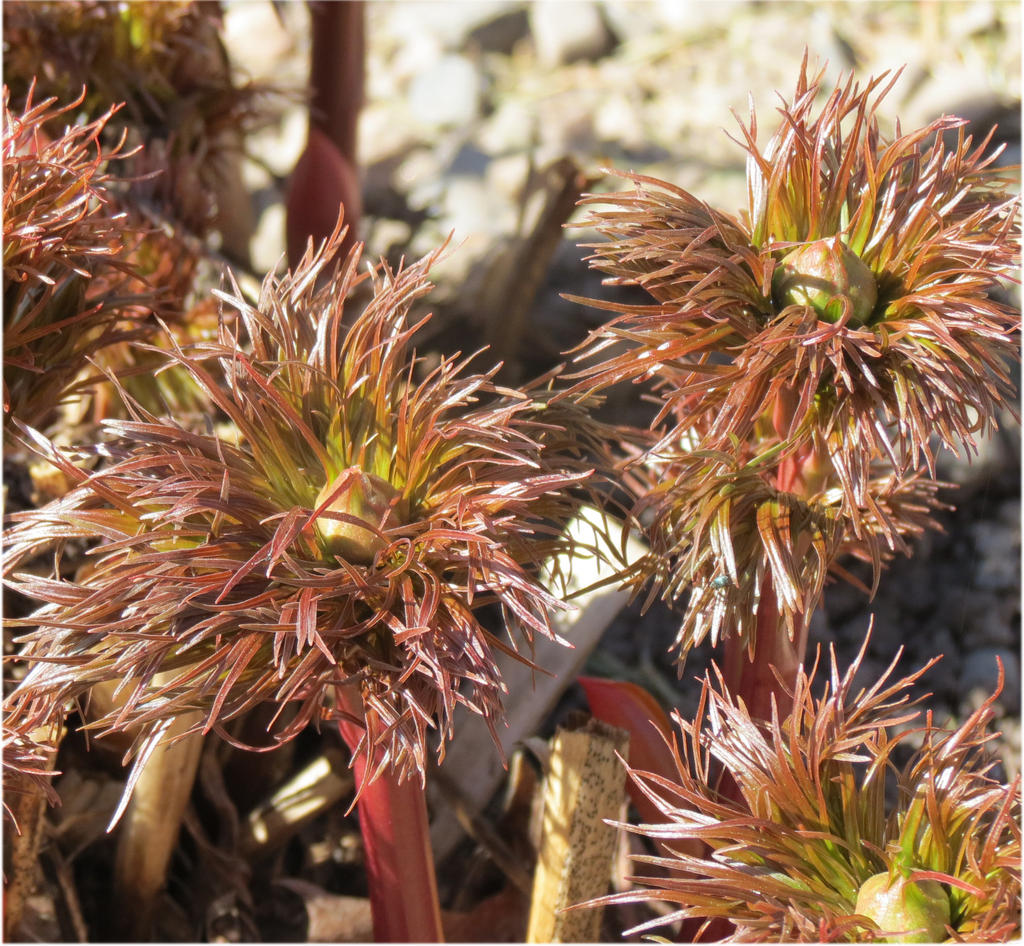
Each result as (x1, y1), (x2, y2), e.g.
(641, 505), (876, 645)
(336, 686), (444, 943)
(309, 1), (364, 163)
(287, 1), (364, 267)
(681, 394), (820, 941)
(726, 385), (812, 719)
(722, 575), (808, 723)
(719, 426), (814, 784)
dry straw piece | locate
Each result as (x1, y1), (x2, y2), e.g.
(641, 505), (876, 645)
(527, 716), (629, 943)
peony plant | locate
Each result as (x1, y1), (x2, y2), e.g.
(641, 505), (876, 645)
(1, 19), (1019, 943)
(588, 639), (1020, 942)
(2, 222), (609, 940)
(569, 56), (1020, 720)
(574, 56), (1019, 942)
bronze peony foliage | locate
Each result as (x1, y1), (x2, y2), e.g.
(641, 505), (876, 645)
(3, 228), (604, 784)
(2, 85), (161, 431)
(594, 637), (1021, 942)
(1, 721), (61, 827)
(2, 0), (275, 240)
(569, 57), (1020, 658)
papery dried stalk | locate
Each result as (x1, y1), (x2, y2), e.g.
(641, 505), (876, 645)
(2, 717), (64, 941)
(111, 698), (204, 940)
(527, 716), (629, 943)
(241, 748), (353, 859)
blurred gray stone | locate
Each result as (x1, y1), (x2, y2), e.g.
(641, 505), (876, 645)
(379, 21), (445, 88)
(804, 606), (831, 650)
(530, 1), (615, 67)
(532, 91), (602, 156)
(960, 647), (1021, 711)
(250, 202), (287, 276)
(649, 0), (739, 35)
(378, 1), (521, 50)
(221, 2), (301, 80)
(466, 6), (531, 54)
(408, 54), (483, 128)
(433, 1), (524, 49)
(359, 102), (422, 165)
(440, 176), (516, 237)
(825, 580), (871, 624)
(398, 148), (447, 211)
(918, 626), (959, 697)
(895, 562), (939, 618)
(448, 142), (491, 176)
(477, 98), (538, 155)
(485, 152), (531, 201)
(928, 626), (959, 665)
(864, 598), (900, 641)
(998, 717), (1021, 779)
(849, 655), (885, 699)
(970, 516), (1020, 591)
(593, 91), (646, 150)
(599, 1), (657, 43)
(998, 497), (1021, 528)
(936, 419), (1020, 495)
(365, 219), (412, 260)
(967, 598), (1019, 648)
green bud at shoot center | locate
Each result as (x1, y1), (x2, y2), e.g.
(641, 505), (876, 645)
(855, 872), (951, 943)
(773, 236), (877, 325)
(314, 468), (403, 565)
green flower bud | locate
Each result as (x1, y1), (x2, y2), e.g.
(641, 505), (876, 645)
(314, 469), (403, 565)
(773, 236), (877, 325)
(855, 872), (951, 943)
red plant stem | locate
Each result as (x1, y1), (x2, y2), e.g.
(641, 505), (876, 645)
(721, 388), (815, 737)
(697, 406), (814, 946)
(699, 575), (807, 944)
(722, 575), (808, 724)
(336, 685), (444, 943)
(309, 1), (364, 163)
(724, 386), (813, 720)
(287, 1), (364, 267)
(721, 436), (811, 723)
